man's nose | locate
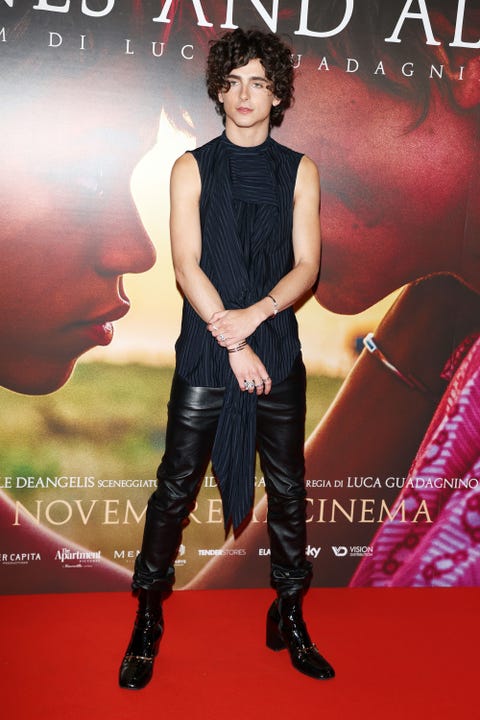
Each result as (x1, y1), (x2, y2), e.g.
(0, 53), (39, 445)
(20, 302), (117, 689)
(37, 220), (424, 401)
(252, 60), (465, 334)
(93, 195), (156, 276)
(239, 82), (250, 101)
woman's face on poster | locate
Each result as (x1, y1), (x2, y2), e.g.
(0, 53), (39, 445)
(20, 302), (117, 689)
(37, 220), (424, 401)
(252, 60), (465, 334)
(283, 55), (479, 314)
(0, 79), (156, 395)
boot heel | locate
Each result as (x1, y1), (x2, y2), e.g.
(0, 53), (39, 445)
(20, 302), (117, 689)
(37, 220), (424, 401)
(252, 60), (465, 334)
(119, 588), (164, 690)
(270, 595), (336, 680)
(266, 602), (286, 651)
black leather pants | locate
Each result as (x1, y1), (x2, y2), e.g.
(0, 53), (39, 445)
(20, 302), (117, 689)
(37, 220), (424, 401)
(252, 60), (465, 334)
(133, 355), (311, 596)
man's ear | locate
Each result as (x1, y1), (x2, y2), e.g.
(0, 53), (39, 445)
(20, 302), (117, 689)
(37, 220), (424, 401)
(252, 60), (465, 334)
(443, 50), (480, 109)
(453, 55), (480, 108)
(430, 12), (480, 109)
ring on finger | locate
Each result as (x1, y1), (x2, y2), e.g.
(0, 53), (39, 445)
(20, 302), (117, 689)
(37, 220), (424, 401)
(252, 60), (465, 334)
(244, 380), (255, 390)
(218, 333), (226, 341)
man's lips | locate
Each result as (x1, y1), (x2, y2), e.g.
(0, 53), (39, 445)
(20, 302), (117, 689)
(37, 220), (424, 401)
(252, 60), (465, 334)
(67, 302), (130, 347)
(86, 303), (130, 326)
(237, 106), (253, 114)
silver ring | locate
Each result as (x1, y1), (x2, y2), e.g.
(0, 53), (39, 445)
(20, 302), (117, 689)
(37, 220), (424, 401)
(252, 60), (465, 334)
(254, 383), (264, 388)
(218, 334), (226, 342)
(244, 380), (255, 390)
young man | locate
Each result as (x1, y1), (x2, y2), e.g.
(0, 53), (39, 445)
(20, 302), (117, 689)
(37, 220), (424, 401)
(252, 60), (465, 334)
(119, 28), (335, 688)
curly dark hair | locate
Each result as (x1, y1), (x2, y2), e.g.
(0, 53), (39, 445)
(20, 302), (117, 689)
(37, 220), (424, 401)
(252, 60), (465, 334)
(206, 28), (294, 128)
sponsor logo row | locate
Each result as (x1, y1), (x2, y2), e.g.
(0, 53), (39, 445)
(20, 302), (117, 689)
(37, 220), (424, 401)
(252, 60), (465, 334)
(1, 544), (373, 568)
(0, 548), (101, 567)
(258, 545), (373, 558)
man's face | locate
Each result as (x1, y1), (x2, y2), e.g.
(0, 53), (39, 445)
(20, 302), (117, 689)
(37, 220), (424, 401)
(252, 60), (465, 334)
(218, 58), (280, 133)
(279, 59), (479, 313)
(0, 81), (156, 395)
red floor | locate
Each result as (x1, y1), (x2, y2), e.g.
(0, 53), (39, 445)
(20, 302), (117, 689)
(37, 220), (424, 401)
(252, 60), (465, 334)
(1, 587), (477, 719)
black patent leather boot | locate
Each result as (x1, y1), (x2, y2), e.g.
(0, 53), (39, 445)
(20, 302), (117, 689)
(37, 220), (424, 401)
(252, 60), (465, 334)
(119, 588), (164, 690)
(266, 595), (335, 680)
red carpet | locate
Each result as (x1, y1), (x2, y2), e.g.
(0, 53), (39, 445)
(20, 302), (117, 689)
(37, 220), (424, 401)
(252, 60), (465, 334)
(1, 588), (477, 719)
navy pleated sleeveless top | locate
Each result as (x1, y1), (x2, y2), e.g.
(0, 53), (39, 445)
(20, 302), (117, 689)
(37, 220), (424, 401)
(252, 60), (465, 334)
(175, 132), (303, 531)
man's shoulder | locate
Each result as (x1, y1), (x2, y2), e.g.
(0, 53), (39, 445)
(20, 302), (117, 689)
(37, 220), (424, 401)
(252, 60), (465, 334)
(269, 136), (304, 162)
(190, 134), (223, 159)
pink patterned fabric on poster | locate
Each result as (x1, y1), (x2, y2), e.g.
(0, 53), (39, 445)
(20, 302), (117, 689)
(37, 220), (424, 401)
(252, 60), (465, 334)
(351, 335), (480, 587)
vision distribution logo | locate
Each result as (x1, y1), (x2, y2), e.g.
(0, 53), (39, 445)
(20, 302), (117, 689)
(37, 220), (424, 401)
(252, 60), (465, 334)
(332, 546), (373, 558)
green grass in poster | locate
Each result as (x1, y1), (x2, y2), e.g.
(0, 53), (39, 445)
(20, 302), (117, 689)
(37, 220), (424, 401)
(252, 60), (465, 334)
(0, 361), (343, 582)
(0, 362), (342, 483)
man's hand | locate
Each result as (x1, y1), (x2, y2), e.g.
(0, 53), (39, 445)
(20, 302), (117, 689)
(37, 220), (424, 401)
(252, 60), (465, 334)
(207, 305), (268, 347)
(228, 344), (272, 395)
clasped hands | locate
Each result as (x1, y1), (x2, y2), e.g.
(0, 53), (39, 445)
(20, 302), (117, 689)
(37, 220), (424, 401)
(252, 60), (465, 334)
(207, 308), (271, 395)
(207, 307), (260, 348)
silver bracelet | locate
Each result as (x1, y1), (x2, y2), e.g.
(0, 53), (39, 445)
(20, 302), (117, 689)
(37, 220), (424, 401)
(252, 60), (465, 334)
(267, 294), (278, 316)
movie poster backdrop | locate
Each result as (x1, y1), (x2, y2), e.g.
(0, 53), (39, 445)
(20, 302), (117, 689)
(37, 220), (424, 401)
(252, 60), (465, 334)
(0, 1), (479, 594)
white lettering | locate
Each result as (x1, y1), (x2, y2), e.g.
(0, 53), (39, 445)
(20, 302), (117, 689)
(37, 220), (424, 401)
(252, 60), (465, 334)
(346, 57), (359, 73)
(152, 41), (165, 57)
(318, 56), (329, 71)
(385, 0), (440, 46)
(153, 0), (213, 27)
(221, 0), (279, 32)
(295, 0), (354, 38)
(13, 500), (41, 526)
(75, 500), (97, 525)
(123, 500), (147, 524)
(31, 0), (115, 15)
(181, 44), (194, 60)
(81, 0), (114, 18)
(430, 64), (444, 79)
(45, 500), (72, 525)
(292, 53), (302, 69)
(48, 31), (63, 47)
(33, 0), (69, 12)
(103, 499), (119, 524)
(450, 0), (480, 48)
